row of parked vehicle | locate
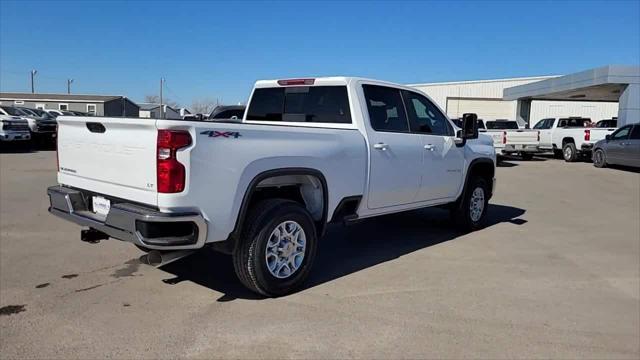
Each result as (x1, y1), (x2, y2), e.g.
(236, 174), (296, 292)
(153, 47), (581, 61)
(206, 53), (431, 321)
(0, 105), (92, 147)
(452, 116), (638, 168)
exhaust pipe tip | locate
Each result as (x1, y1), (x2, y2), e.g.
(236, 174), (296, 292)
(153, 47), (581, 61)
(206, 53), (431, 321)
(144, 250), (163, 266)
(141, 249), (196, 267)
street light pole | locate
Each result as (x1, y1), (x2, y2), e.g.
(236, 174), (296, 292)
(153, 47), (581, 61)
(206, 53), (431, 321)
(159, 77), (165, 119)
(30, 70), (38, 93)
(67, 79), (74, 94)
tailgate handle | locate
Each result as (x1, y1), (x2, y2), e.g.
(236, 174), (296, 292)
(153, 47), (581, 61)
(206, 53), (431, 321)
(86, 122), (106, 133)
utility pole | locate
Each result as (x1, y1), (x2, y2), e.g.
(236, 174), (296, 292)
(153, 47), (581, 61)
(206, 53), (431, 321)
(159, 77), (165, 119)
(30, 70), (37, 93)
(67, 79), (74, 94)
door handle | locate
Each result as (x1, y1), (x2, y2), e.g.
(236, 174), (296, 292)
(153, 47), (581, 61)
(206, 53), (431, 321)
(373, 142), (389, 150)
(424, 144), (435, 151)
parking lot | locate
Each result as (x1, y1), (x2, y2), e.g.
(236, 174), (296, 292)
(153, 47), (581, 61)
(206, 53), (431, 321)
(0, 150), (638, 359)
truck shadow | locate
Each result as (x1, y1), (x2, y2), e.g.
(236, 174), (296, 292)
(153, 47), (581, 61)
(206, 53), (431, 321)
(160, 204), (526, 301)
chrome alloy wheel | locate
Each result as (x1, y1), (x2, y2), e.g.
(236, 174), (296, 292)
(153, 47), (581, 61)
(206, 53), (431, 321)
(265, 221), (306, 279)
(469, 187), (485, 222)
(564, 146), (573, 160)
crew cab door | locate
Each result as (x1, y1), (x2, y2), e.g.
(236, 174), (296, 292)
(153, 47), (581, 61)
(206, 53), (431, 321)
(362, 85), (422, 209)
(401, 90), (464, 200)
(533, 118), (554, 149)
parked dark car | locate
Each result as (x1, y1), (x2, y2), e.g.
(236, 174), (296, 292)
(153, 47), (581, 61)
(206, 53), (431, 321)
(592, 123), (640, 168)
(208, 105), (246, 120)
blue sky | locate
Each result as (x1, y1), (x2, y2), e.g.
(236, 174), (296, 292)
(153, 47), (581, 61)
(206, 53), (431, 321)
(1, 0), (639, 107)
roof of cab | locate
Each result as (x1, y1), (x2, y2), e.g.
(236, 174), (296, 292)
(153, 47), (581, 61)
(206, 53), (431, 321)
(253, 76), (408, 89)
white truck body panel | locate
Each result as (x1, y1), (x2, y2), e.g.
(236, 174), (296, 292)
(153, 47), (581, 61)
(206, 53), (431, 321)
(56, 117), (159, 205)
(52, 76), (496, 246)
(482, 127), (539, 154)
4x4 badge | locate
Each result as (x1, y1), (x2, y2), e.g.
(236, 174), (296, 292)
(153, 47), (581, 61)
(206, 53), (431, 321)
(200, 130), (242, 138)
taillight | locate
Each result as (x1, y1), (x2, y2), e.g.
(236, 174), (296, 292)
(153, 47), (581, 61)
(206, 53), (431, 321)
(502, 131), (507, 144)
(157, 130), (191, 193)
(584, 129), (590, 141)
(537, 131), (540, 142)
(277, 78), (315, 86)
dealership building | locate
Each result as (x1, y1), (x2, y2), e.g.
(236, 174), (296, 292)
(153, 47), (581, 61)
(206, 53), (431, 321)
(410, 75), (619, 127)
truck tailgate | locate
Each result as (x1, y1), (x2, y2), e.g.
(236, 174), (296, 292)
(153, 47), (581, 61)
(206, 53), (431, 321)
(56, 116), (158, 205)
(505, 129), (538, 145)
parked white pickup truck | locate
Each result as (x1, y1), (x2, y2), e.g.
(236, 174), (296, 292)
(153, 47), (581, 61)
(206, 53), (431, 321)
(48, 77), (496, 296)
(482, 120), (540, 160)
(532, 117), (617, 162)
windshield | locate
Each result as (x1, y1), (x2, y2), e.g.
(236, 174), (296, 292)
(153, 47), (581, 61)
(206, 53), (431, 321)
(486, 121), (518, 129)
(1, 106), (27, 116)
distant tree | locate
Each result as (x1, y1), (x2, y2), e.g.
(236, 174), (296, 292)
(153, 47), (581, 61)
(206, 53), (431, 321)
(191, 97), (221, 114)
(143, 94), (179, 108)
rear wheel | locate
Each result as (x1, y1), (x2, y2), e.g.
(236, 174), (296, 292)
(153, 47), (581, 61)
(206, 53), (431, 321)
(593, 149), (607, 168)
(233, 199), (317, 297)
(563, 142), (578, 162)
(450, 176), (489, 231)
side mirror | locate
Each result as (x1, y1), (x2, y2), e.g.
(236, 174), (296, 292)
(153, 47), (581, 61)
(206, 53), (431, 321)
(461, 113), (479, 139)
(605, 134), (611, 141)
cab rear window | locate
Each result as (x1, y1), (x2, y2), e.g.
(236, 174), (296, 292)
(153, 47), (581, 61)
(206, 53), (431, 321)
(246, 86), (352, 124)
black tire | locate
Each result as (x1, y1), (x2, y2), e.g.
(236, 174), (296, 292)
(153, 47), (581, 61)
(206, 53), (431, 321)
(563, 142), (578, 162)
(593, 148), (607, 168)
(233, 199), (317, 297)
(520, 152), (534, 161)
(450, 176), (489, 232)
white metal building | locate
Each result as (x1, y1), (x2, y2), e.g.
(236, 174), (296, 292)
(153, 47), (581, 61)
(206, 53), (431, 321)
(409, 76), (619, 127)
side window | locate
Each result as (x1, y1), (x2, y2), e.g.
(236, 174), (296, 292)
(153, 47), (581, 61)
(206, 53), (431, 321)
(533, 119), (549, 129)
(362, 85), (409, 132)
(611, 125), (632, 140)
(402, 91), (452, 136)
(630, 125), (640, 140)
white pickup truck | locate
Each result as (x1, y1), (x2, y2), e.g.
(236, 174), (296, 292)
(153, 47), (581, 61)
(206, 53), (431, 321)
(48, 77), (496, 296)
(532, 117), (617, 162)
(481, 120), (540, 160)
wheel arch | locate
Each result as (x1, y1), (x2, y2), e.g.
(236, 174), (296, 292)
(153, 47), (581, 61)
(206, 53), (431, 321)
(213, 167), (329, 254)
(461, 158), (495, 202)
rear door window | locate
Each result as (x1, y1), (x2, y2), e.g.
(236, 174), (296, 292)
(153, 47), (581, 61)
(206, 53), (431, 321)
(362, 85), (409, 132)
(246, 86), (351, 124)
(630, 125), (640, 140)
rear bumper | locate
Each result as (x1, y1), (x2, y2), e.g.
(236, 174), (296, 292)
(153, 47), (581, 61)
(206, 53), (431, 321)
(581, 143), (594, 152)
(47, 185), (207, 250)
(0, 132), (31, 141)
(500, 144), (540, 154)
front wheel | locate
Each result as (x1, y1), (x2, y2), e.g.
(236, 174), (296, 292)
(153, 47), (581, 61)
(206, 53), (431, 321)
(450, 176), (489, 231)
(563, 142), (578, 162)
(233, 199), (317, 297)
(593, 149), (607, 168)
